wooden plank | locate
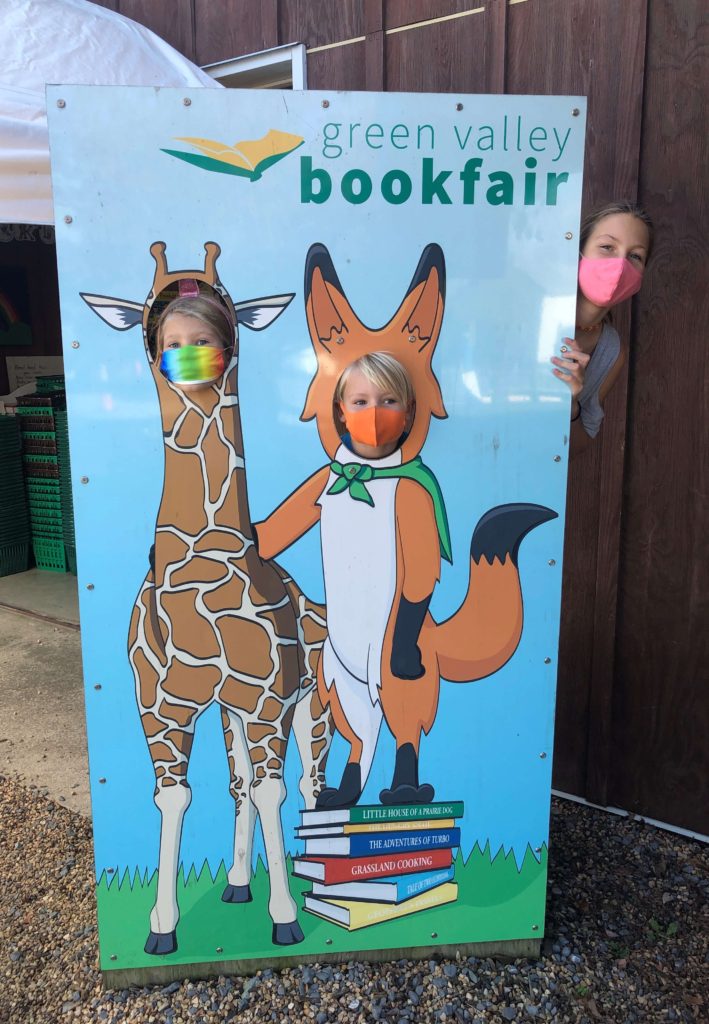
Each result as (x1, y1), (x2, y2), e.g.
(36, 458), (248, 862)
(483, 0), (507, 94)
(385, 1), (480, 32)
(280, 0), (364, 49)
(385, 8), (487, 93)
(195, 0), (273, 65)
(119, 0), (195, 61)
(610, 0), (709, 832)
(365, 0), (385, 90)
(306, 42), (367, 91)
(507, 0), (649, 803)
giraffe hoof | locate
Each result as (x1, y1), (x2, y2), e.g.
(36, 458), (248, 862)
(144, 929), (177, 955)
(221, 883), (253, 904)
(272, 920), (304, 946)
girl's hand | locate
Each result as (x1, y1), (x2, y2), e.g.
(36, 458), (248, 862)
(551, 337), (590, 399)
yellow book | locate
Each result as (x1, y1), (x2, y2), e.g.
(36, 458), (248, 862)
(297, 818), (454, 838)
(304, 881), (458, 931)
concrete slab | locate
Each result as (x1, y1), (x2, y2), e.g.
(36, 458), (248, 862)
(0, 568), (79, 626)
(0, 606), (90, 816)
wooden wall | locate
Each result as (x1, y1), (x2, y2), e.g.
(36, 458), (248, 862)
(92, 0), (709, 834)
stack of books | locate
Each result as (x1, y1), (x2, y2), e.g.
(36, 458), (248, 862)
(293, 800), (463, 931)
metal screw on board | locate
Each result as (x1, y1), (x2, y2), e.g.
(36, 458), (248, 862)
(532, 924), (539, 931)
(535, 846), (542, 853)
(81, 476), (89, 483)
(325, 937), (332, 945)
(183, 97), (191, 106)
(572, 108), (580, 116)
(544, 657), (551, 664)
(99, 777), (107, 783)
(456, 103), (463, 111)
(548, 559), (556, 566)
(565, 231), (573, 240)
(216, 946), (223, 953)
(56, 99), (66, 108)
(322, 99), (330, 108)
(86, 583), (95, 591)
(336, 337), (344, 345)
(408, 334), (417, 343)
(431, 932), (438, 938)
(71, 341), (79, 349)
(539, 752), (547, 759)
(64, 215), (73, 224)
(94, 684), (102, 691)
(107, 867), (114, 874)
(553, 455), (561, 462)
(110, 954), (117, 961)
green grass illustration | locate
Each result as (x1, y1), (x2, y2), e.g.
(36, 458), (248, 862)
(96, 843), (547, 971)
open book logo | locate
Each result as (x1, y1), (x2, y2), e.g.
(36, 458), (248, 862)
(161, 129), (304, 181)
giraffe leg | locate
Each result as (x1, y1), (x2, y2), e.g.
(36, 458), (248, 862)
(249, 770), (303, 945)
(145, 778), (192, 954)
(220, 708), (256, 903)
(291, 685), (333, 810)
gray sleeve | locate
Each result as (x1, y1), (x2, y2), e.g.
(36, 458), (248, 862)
(577, 325), (621, 439)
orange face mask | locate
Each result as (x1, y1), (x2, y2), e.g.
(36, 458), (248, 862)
(341, 405), (407, 448)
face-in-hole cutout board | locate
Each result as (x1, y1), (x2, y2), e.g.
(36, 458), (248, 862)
(47, 87), (585, 978)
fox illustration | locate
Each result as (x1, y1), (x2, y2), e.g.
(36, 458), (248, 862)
(254, 242), (557, 810)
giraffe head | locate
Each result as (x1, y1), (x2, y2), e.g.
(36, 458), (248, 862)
(81, 241), (294, 404)
(300, 243), (447, 461)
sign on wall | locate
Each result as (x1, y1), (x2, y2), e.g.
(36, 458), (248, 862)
(48, 86), (585, 974)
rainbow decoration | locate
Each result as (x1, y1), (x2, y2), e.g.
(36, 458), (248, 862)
(160, 346), (225, 384)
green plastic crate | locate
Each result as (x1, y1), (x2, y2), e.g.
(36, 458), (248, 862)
(32, 537), (66, 572)
(0, 542), (30, 577)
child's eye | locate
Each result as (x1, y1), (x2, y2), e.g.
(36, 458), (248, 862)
(629, 253), (645, 264)
(166, 342), (180, 349)
(195, 339), (210, 346)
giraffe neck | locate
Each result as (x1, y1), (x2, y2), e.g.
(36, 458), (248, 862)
(154, 360), (254, 542)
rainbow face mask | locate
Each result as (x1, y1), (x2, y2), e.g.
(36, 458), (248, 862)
(160, 345), (226, 385)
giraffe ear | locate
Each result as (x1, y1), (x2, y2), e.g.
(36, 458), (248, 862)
(390, 244), (446, 354)
(80, 293), (143, 331)
(234, 293), (294, 331)
(305, 243), (360, 348)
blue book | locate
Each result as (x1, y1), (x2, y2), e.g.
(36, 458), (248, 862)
(303, 827), (461, 858)
(311, 866), (456, 904)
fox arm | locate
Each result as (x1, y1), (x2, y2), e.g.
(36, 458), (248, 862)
(391, 480), (441, 679)
(253, 466), (329, 560)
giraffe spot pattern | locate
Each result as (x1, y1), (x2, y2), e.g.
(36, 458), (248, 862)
(218, 616), (274, 681)
(195, 530), (246, 555)
(174, 408), (204, 449)
(171, 557), (228, 587)
(164, 729), (194, 755)
(162, 660), (221, 704)
(250, 747), (267, 764)
(247, 723), (277, 743)
(133, 649), (159, 708)
(141, 712), (164, 738)
(219, 677), (265, 713)
(203, 419), (231, 505)
(203, 573), (246, 613)
(148, 741), (177, 764)
(159, 699), (197, 728)
(161, 589), (223, 659)
(259, 696), (285, 722)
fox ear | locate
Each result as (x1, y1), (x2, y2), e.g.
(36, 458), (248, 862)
(80, 293), (144, 331)
(391, 244), (446, 354)
(304, 243), (360, 349)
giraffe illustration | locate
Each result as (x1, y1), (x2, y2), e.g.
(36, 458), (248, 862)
(82, 241), (332, 953)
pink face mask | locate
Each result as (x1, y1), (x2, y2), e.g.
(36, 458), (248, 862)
(578, 256), (643, 307)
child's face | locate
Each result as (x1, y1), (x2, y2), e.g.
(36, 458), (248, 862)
(338, 368), (412, 458)
(160, 313), (224, 352)
(158, 313), (227, 391)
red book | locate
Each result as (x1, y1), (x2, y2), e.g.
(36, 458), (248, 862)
(293, 847), (453, 884)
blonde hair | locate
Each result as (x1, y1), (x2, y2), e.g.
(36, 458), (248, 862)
(154, 295), (234, 354)
(335, 352), (414, 407)
(580, 200), (654, 260)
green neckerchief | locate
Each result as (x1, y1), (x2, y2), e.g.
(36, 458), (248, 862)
(327, 454), (452, 563)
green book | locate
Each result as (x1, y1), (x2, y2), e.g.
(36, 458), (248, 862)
(300, 800), (464, 829)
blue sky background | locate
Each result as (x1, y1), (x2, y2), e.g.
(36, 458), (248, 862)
(48, 87), (585, 877)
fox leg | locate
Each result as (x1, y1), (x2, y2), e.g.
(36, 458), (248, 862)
(315, 642), (383, 810)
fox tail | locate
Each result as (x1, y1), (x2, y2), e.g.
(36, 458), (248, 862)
(434, 503), (558, 683)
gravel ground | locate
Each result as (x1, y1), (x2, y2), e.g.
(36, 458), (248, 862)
(1, 774), (706, 1024)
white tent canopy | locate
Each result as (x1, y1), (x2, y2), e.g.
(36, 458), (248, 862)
(0, 0), (220, 225)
